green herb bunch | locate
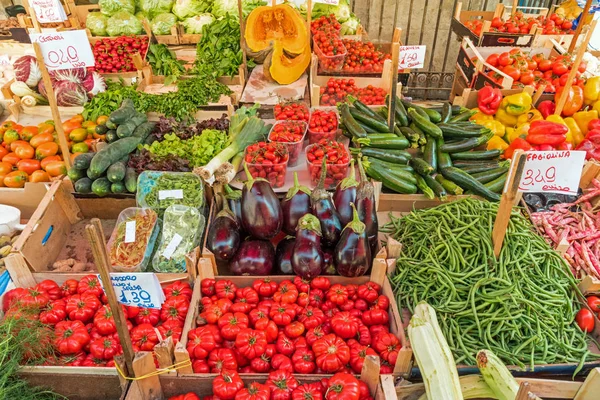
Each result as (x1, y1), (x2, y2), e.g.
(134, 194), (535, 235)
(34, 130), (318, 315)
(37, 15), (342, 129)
(147, 43), (186, 85)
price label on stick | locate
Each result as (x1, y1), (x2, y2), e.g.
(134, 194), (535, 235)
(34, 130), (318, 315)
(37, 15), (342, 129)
(518, 150), (586, 195)
(29, 30), (94, 71)
(399, 45), (426, 69)
(97, 273), (166, 309)
(29, 0), (67, 23)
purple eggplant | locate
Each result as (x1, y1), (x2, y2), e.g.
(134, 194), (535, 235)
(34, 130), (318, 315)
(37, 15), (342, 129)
(206, 194), (240, 261)
(333, 159), (358, 226)
(281, 172), (312, 235)
(230, 239), (275, 275)
(356, 157), (379, 254)
(311, 159), (343, 247)
(241, 163), (283, 239)
(224, 184), (243, 224)
(321, 248), (336, 275)
(291, 214), (324, 279)
(275, 236), (295, 274)
(334, 203), (371, 277)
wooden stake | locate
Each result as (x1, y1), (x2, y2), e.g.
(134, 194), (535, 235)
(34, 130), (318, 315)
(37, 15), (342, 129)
(569, 0), (593, 53)
(307, 0), (312, 34)
(85, 219), (135, 376)
(23, 0), (42, 32)
(556, 20), (597, 116)
(515, 382), (531, 400)
(237, 0), (248, 74)
(387, 42), (400, 132)
(511, 0), (518, 17)
(492, 150), (527, 258)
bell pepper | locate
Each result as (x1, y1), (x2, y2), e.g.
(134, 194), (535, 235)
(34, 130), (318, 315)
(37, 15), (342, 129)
(505, 124), (529, 143)
(537, 100), (556, 118)
(576, 130), (600, 160)
(495, 108), (519, 127)
(589, 119), (600, 131)
(526, 120), (568, 146)
(477, 86), (503, 115)
(501, 93), (533, 116)
(482, 120), (506, 137)
(573, 110), (599, 135)
(470, 108), (494, 124)
(564, 117), (585, 146)
(517, 109), (543, 126)
(592, 100), (600, 116)
(584, 76), (600, 106)
(486, 135), (509, 151)
(503, 137), (533, 159)
(555, 86), (584, 117)
(545, 115), (571, 143)
(556, 142), (573, 151)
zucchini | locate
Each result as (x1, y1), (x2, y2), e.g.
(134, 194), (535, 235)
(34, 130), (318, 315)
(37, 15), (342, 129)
(448, 110), (477, 123)
(394, 97), (409, 127)
(477, 349), (520, 400)
(358, 136), (409, 150)
(74, 177), (93, 194)
(414, 174), (434, 199)
(362, 157), (414, 172)
(410, 158), (434, 175)
(124, 167), (138, 193)
(73, 152), (95, 170)
(400, 126), (420, 144)
(339, 103), (367, 139)
(349, 147), (411, 164)
(423, 139), (437, 172)
(67, 167), (86, 182)
(109, 99), (136, 124)
(88, 137), (141, 179)
(423, 174), (447, 201)
(352, 98), (388, 123)
(363, 159), (417, 184)
(133, 122), (156, 141)
(441, 102), (452, 124)
(485, 172), (508, 194)
(450, 150), (502, 160)
(107, 161), (127, 183)
(394, 125), (408, 140)
(436, 139), (453, 169)
(365, 163), (418, 194)
(456, 164), (502, 174)
(111, 181), (127, 194)
(116, 120), (137, 138)
(439, 132), (494, 153)
(435, 175), (463, 195)
(413, 106), (430, 121)
(91, 177), (111, 197)
(401, 99), (442, 123)
(439, 124), (487, 138)
(365, 133), (396, 140)
(471, 167), (509, 184)
(357, 121), (377, 133)
(440, 167), (501, 201)
(349, 107), (390, 133)
(407, 109), (442, 139)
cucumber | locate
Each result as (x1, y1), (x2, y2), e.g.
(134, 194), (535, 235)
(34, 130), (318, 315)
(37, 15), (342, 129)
(67, 167), (86, 182)
(116, 120), (137, 138)
(410, 158), (434, 175)
(111, 181), (127, 194)
(107, 161), (127, 183)
(485, 172), (508, 193)
(124, 167), (137, 193)
(471, 167), (509, 184)
(439, 132), (494, 153)
(74, 177), (93, 194)
(91, 177), (111, 197)
(73, 152), (95, 170)
(88, 137), (141, 179)
(423, 139), (437, 172)
(109, 99), (136, 124)
(349, 107), (390, 133)
(95, 124), (108, 135)
(401, 99), (442, 123)
(435, 175), (463, 195)
(131, 112), (148, 127)
(106, 120), (117, 130)
(423, 174), (447, 201)
(349, 147), (411, 164)
(450, 150), (502, 160)
(440, 167), (501, 202)
(132, 122), (155, 141)
(414, 174), (435, 199)
(407, 109), (442, 139)
(339, 103), (367, 139)
(105, 130), (118, 143)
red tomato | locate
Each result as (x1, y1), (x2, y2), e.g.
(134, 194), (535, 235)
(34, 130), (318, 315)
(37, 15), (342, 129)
(576, 309), (595, 333)
(588, 296), (600, 312)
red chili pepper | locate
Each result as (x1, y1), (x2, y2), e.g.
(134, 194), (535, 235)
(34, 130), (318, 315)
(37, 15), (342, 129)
(477, 86), (503, 115)
(529, 120), (568, 136)
(537, 100), (556, 119)
(526, 134), (566, 146)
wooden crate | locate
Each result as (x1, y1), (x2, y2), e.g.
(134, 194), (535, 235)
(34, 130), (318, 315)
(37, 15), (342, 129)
(0, 28), (31, 44)
(0, 182), (50, 219)
(177, 24), (201, 45)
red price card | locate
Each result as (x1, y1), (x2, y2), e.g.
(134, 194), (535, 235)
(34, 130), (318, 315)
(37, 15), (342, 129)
(29, 30), (94, 71)
(518, 150), (586, 195)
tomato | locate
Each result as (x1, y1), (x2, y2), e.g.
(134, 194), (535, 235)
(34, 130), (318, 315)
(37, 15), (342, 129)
(39, 299), (67, 325)
(0, 161), (12, 175)
(96, 115), (109, 125)
(2, 287), (28, 312)
(236, 328), (268, 359)
(135, 307), (161, 326)
(66, 293), (102, 323)
(29, 170), (50, 183)
(45, 160), (66, 176)
(71, 142), (89, 153)
(35, 142), (59, 160)
(587, 296), (600, 312)
(312, 334), (350, 373)
(252, 278), (279, 298)
(236, 382), (271, 400)
(90, 336), (121, 360)
(349, 343), (377, 374)
(160, 296), (190, 324)
(254, 316), (279, 343)
(284, 321), (306, 338)
(192, 359), (210, 373)
(62, 120), (81, 135)
(298, 307), (326, 330)
(552, 61), (569, 76)
(131, 323), (160, 351)
(497, 52), (512, 67)
(93, 305), (119, 335)
(373, 332), (401, 365)
(215, 279), (238, 300)
(54, 320), (91, 355)
(17, 159), (40, 175)
(29, 133), (55, 149)
(270, 303), (297, 326)
(519, 71), (535, 85)
(4, 171), (28, 188)
(169, 393), (201, 400)
(186, 326), (218, 359)
(218, 312), (249, 340)
(538, 59), (553, 72)
(213, 370), (244, 400)
(292, 348), (316, 374)
(3, 129), (19, 144)
(576, 308), (595, 333)
(502, 65), (520, 81)
(37, 122), (54, 136)
(81, 354), (106, 367)
(266, 369), (299, 400)
(328, 312), (360, 339)
(200, 298), (232, 324)
(78, 274), (104, 297)
(208, 348), (238, 373)
(356, 282), (380, 303)
(326, 284), (349, 305)
(40, 155), (62, 170)
(326, 373), (361, 400)
(231, 287), (259, 314)
(485, 53), (499, 67)
(0, 146), (8, 161)
(164, 280), (193, 300)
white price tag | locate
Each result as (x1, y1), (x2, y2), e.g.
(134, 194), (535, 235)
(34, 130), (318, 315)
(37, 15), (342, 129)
(0, 55), (10, 66)
(158, 189), (184, 200)
(97, 273), (165, 309)
(162, 233), (183, 260)
(313, 0), (339, 4)
(518, 151), (586, 195)
(124, 221), (136, 243)
(29, 30), (94, 71)
(399, 45), (426, 69)
(29, 0), (67, 23)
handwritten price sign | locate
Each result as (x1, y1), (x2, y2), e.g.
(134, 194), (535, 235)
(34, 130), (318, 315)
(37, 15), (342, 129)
(399, 45), (426, 69)
(29, 30), (94, 71)
(97, 273), (166, 309)
(518, 150), (586, 195)
(29, 0), (67, 23)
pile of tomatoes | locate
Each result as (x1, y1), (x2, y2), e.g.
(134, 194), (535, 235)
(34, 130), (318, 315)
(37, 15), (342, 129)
(269, 121), (307, 166)
(306, 139), (350, 189)
(310, 15), (341, 36)
(308, 110), (338, 144)
(168, 370), (372, 400)
(320, 78), (386, 106)
(465, 11), (574, 36)
(484, 48), (585, 92)
(340, 40), (391, 74)
(274, 102), (310, 122)
(245, 142), (289, 188)
(188, 277), (401, 375)
(92, 36), (149, 74)
(313, 31), (347, 72)
(2, 276), (191, 367)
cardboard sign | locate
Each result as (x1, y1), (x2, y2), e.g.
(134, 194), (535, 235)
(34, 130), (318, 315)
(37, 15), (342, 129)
(29, 0), (67, 24)
(518, 150), (586, 195)
(98, 273), (166, 309)
(29, 30), (94, 70)
(313, 0), (340, 4)
(399, 45), (426, 69)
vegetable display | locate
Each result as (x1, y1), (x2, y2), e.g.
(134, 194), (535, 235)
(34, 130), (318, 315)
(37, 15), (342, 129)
(108, 208), (159, 271)
(138, 171), (205, 214)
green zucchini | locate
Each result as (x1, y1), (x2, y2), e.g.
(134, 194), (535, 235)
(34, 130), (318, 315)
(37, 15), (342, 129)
(471, 167), (509, 184)
(365, 133), (396, 139)
(401, 126), (420, 144)
(107, 161), (127, 183)
(410, 158), (434, 175)
(349, 107), (390, 133)
(124, 167), (138, 193)
(440, 167), (501, 202)
(352, 98), (388, 123)
(413, 106), (430, 121)
(361, 156), (414, 172)
(358, 121), (378, 133)
(450, 150), (502, 161)
(423, 138), (437, 172)
(73, 152), (95, 170)
(424, 174), (447, 201)
(91, 177), (111, 197)
(414, 174), (435, 199)
(435, 175), (463, 195)
(401, 99), (442, 123)
(339, 103), (367, 139)
(448, 110), (477, 123)
(363, 159), (417, 184)
(358, 136), (409, 149)
(485, 172), (508, 193)
(74, 177), (93, 194)
(349, 147), (411, 164)
(441, 103), (452, 123)
(439, 124), (488, 138)
(365, 163), (418, 194)
(436, 139), (453, 169)
(456, 164), (502, 174)
(394, 97), (409, 127)
(439, 132), (493, 153)
(407, 109), (442, 139)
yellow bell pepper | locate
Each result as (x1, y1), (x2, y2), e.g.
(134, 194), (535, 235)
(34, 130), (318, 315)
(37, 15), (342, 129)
(516, 109), (543, 126)
(546, 115), (572, 144)
(584, 76), (600, 106)
(593, 100), (600, 115)
(495, 108), (519, 127)
(564, 117), (585, 147)
(500, 93), (533, 116)
(573, 110), (599, 135)
(482, 120), (506, 137)
(470, 108), (494, 124)
(487, 135), (509, 151)
(505, 124), (529, 143)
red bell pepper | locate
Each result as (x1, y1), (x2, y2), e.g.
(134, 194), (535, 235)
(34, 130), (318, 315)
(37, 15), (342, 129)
(477, 86), (502, 115)
(589, 119), (600, 132)
(537, 100), (556, 119)
(526, 134), (566, 146)
(528, 120), (568, 136)
(556, 142), (573, 151)
(503, 137), (532, 159)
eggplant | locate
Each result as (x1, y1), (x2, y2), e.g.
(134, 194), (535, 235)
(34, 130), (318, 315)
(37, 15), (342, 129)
(241, 164), (283, 239)
(230, 239), (275, 275)
(334, 204), (371, 277)
(281, 172), (312, 235)
(356, 158), (379, 254)
(291, 214), (324, 279)
(206, 194), (240, 261)
(311, 159), (343, 247)
(321, 248), (336, 275)
(224, 184), (243, 224)
(333, 159), (358, 226)
(275, 236), (295, 275)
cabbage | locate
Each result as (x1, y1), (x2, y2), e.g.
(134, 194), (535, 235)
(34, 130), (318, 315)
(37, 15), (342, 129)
(172, 0), (212, 20)
(106, 11), (143, 36)
(212, 0), (236, 18)
(138, 0), (174, 20)
(340, 15), (360, 35)
(13, 55), (42, 88)
(86, 12), (108, 36)
(99, 0), (135, 16)
(82, 72), (107, 96)
(135, 11), (149, 21)
(312, 0), (351, 22)
(152, 12), (177, 34)
(54, 81), (88, 107)
(182, 13), (214, 33)
(242, 0), (266, 16)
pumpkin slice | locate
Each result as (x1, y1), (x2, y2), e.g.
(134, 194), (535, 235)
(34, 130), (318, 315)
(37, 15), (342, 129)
(245, 4), (308, 56)
(264, 41), (311, 85)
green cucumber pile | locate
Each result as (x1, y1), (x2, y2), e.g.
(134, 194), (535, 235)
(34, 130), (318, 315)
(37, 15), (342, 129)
(340, 97), (508, 202)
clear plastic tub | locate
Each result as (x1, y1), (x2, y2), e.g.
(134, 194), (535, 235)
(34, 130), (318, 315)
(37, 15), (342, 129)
(244, 144), (289, 189)
(305, 144), (350, 190)
(107, 207), (159, 272)
(274, 101), (310, 122)
(313, 39), (347, 72)
(268, 120), (308, 167)
(308, 108), (339, 144)
(136, 171), (204, 216)
(152, 205), (205, 273)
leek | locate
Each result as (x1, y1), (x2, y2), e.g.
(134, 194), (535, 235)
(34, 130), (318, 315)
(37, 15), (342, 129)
(476, 350), (519, 400)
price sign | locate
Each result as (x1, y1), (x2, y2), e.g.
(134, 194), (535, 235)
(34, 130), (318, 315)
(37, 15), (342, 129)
(97, 273), (166, 309)
(29, 0), (67, 24)
(518, 150), (586, 195)
(399, 45), (426, 69)
(313, 0), (339, 4)
(29, 30), (94, 70)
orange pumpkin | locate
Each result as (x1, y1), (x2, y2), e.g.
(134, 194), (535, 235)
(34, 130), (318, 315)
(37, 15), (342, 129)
(19, 126), (38, 141)
(4, 171), (28, 188)
(0, 161), (12, 175)
(2, 152), (20, 166)
(29, 133), (55, 149)
(36, 142), (59, 159)
(10, 140), (29, 152)
(15, 144), (34, 160)
(17, 159), (41, 175)
(30, 170), (50, 183)
(44, 161), (67, 177)
(37, 123), (55, 136)
(41, 155), (62, 170)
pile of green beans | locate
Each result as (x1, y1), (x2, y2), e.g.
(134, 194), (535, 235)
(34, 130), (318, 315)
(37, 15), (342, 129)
(384, 198), (597, 369)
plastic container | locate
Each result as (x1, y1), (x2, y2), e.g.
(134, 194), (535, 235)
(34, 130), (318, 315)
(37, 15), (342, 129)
(136, 171), (204, 216)
(274, 101), (310, 122)
(244, 144), (289, 189)
(308, 108), (339, 144)
(313, 39), (347, 72)
(107, 207), (159, 272)
(305, 144), (350, 190)
(152, 205), (205, 273)
(268, 120), (308, 167)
